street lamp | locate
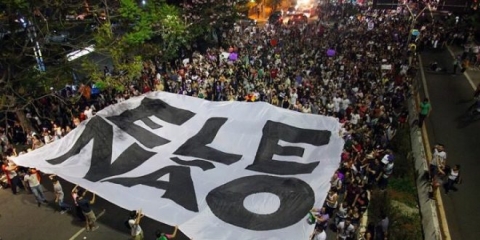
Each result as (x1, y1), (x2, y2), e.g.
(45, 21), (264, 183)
(405, 4), (428, 45)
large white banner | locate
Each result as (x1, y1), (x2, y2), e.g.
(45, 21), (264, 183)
(13, 92), (344, 240)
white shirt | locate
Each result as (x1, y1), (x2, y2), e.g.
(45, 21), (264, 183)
(448, 170), (459, 180)
(341, 98), (350, 110)
(473, 46), (480, 54)
(312, 231), (327, 240)
(326, 102), (333, 111)
(6, 164), (17, 179)
(290, 92), (298, 105)
(24, 174), (40, 187)
(302, 106), (312, 113)
(333, 97), (341, 112)
(350, 113), (360, 125)
(433, 149), (447, 166)
(84, 108), (94, 119)
(337, 222), (355, 239)
(128, 219), (143, 236)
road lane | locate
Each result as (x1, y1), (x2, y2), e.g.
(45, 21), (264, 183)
(420, 48), (480, 240)
(0, 176), (189, 240)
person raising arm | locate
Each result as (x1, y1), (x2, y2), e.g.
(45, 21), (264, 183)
(129, 209), (145, 240)
(155, 225), (178, 240)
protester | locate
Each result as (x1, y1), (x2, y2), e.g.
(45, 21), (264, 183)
(155, 225), (178, 240)
(76, 189), (99, 232)
(49, 175), (72, 214)
(309, 225), (327, 240)
(444, 164), (462, 194)
(310, 207), (330, 230)
(418, 98), (431, 128)
(23, 168), (48, 207)
(1, 157), (24, 195)
(336, 218), (355, 240)
(71, 185), (86, 221)
(128, 210), (145, 240)
(0, 3), (436, 239)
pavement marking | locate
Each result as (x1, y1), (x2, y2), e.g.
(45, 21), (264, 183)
(68, 209), (106, 240)
(417, 56), (452, 240)
(446, 46), (476, 90)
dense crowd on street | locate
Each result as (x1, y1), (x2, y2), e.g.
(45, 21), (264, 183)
(0, 3), (471, 240)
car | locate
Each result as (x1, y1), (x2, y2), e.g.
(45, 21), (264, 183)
(302, 9), (312, 18)
(286, 7), (296, 16)
(268, 11), (283, 25)
(288, 14), (308, 24)
(45, 30), (69, 43)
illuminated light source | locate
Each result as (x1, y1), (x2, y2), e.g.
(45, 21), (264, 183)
(67, 45), (95, 61)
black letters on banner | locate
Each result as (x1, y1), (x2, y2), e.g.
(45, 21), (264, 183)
(170, 157), (216, 171)
(45, 98), (329, 231)
(206, 175), (315, 230)
(246, 120), (331, 175)
(107, 98), (195, 148)
(105, 165), (199, 212)
(174, 117), (242, 165)
(46, 117), (157, 182)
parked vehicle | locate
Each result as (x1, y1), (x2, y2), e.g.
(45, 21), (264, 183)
(288, 14), (308, 24)
(45, 30), (69, 43)
(286, 7), (296, 15)
(302, 9), (312, 18)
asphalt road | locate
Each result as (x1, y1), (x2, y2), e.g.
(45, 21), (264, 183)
(0, 174), (342, 240)
(0, 176), (189, 240)
(420, 47), (480, 240)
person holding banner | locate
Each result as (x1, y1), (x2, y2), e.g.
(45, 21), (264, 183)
(1, 158), (24, 195)
(49, 175), (72, 214)
(76, 188), (99, 232)
(155, 225), (178, 240)
(71, 185), (86, 221)
(23, 168), (47, 207)
(128, 209), (144, 240)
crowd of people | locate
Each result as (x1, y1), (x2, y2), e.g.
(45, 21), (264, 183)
(0, 3), (470, 240)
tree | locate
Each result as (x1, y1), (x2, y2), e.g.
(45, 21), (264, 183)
(0, 0), (190, 133)
(0, 0), (95, 132)
(182, 0), (249, 42)
(83, 0), (191, 91)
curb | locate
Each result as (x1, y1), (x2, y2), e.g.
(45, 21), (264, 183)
(407, 77), (443, 240)
(416, 53), (453, 240)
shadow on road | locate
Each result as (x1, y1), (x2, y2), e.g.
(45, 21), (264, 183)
(455, 111), (480, 128)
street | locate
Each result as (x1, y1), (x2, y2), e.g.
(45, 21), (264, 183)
(0, 176), (188, 240)
(420, 47), (480, 240)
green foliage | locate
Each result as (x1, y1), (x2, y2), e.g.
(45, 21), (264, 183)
(390, 127), (412, 178)
(183, 0), (249, 39)
(368, 125), (422, 239)
(369, 191), (423, 240)
(0, 0), (82, 111)
(85, 0), (190, 90)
